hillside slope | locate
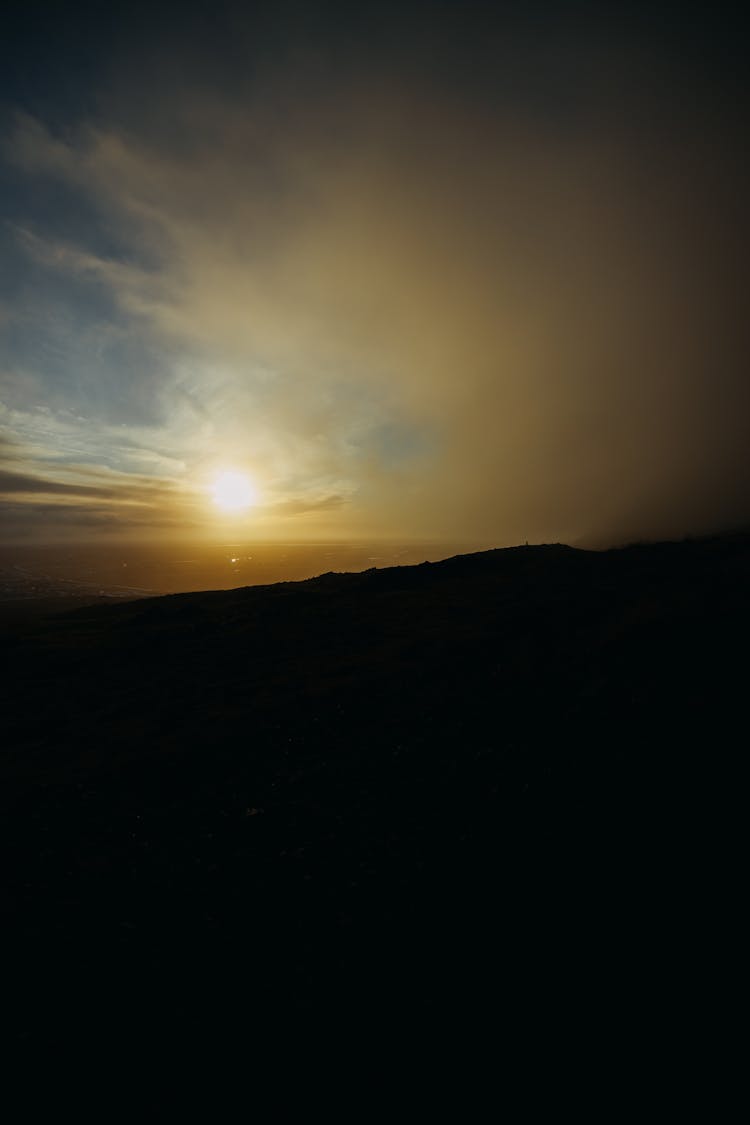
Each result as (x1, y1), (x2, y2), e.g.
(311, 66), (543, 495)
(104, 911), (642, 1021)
(2, 534), (746, 1035)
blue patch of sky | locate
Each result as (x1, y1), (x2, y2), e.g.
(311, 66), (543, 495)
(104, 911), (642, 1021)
(1, 141), (163, 276)
(295, 371), (433, 470)
(5, 319), (170, 430)
(367, 420), (432, 467)
(1, 254), (169, 429)
(1, 143), (172, 431)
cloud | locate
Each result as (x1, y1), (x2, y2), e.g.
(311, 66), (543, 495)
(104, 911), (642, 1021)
(2, 16), (749, 546)
(0, 467), (117, 497)
(10, 223), (164, 320)
(270, 494), (348, 517)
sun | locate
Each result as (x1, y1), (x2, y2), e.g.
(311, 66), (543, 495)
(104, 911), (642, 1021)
(211, 471), (258, 512)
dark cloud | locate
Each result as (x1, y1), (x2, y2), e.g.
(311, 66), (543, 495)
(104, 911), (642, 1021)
(0, 468), (115, 497)
(0, 466), (181, 502)
(0, 498), (202, 540)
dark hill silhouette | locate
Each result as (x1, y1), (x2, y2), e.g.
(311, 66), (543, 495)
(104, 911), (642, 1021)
(2, 533), (746, 1039)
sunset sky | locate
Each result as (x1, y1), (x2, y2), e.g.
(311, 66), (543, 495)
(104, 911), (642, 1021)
(2, 1), (748, 546)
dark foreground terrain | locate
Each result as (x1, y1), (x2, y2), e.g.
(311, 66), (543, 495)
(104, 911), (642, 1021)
(2, 534), (746, 1040)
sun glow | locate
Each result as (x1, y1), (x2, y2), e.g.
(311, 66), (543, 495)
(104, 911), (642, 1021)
(211, 471), (258, 512)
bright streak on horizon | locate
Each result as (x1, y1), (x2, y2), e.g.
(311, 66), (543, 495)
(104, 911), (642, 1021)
(211, 471), (258, 512)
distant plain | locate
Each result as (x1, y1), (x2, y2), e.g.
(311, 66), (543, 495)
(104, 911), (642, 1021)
(0, 540), (489, 619)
